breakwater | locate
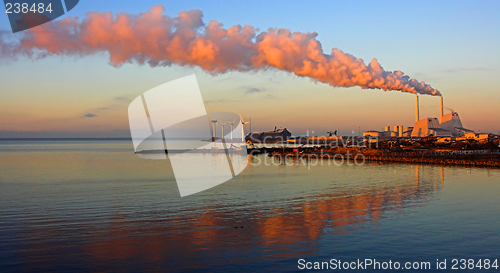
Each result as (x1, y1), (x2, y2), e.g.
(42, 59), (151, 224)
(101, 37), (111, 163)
(362, 155), (500, 168)
(257, 148), (500, 168)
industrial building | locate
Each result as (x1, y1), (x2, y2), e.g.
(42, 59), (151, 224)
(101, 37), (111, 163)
(411, 118), (452, 137)
(440, 111), (474, 136)
(364, 96), (476, 139)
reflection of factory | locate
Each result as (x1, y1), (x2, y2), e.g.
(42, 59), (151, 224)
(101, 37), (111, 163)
(364, 96), (481, 139)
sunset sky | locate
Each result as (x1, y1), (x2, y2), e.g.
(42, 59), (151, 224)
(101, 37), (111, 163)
(1, 0), (499, 137)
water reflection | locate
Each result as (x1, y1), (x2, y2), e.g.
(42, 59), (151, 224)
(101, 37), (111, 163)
(8, 157), (448, 271)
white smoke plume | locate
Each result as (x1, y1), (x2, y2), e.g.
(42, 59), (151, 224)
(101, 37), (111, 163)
(0, 5), (441, 96)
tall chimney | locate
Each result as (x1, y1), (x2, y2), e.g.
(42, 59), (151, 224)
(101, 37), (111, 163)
(416, 96), (420, 123)
(440, 96), (443, 122)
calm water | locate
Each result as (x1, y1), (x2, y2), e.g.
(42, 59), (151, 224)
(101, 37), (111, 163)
(0, 139), (499, 272)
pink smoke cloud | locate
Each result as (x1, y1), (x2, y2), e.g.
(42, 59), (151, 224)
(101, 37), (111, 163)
(0, 5), (441, 96)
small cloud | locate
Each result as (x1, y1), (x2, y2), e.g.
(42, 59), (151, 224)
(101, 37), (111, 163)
(216, 77), (232, 82)
(244, 87), (265, 94)
(97, 107), (110, 111)
(114, 96), (131, 102)
(204, 99), (226, 105)
(262, 94), (280, 100)
(204, 98), (239, 105)
(84, 113), (97, 118)
(269, 77), (279, 83)
(443, 67), (492, 73)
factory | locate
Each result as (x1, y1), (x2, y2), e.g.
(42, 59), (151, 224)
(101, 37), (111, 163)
(364, 96), (477, 140)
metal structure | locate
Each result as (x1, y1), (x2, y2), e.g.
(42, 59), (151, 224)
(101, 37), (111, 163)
(211, 119), (217, 139)
(220, 121), (227, 139)
(416, 96), (420, 123)
(240, 115), (251, 142)
(228, 119), (236, 140)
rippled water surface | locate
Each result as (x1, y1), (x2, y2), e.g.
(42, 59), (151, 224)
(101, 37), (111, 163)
(1, 139), (499, 272)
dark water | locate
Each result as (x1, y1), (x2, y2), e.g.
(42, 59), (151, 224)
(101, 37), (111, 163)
(0, 139), (499, 272)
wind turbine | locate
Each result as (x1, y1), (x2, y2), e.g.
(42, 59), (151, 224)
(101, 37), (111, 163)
(228, 118), (236, 140)
(239, 115), (251, 142)
(220, 121), (227, 139)
(211, 119), (217, 140)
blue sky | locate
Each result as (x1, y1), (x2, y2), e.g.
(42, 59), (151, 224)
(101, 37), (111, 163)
(0, 0), (499, 137)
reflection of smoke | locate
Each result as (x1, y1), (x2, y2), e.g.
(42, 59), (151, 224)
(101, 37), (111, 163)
(20, 167), (442, 270)
(1, 5), (440, 96)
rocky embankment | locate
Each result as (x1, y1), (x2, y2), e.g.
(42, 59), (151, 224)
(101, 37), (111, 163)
(268, 147), (500, 168)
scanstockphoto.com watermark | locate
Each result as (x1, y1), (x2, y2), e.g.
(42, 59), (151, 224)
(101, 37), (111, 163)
(298, 258), (432, 270)
(298, 258), (500, 270)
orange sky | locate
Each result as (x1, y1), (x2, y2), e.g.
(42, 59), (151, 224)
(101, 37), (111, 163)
(1, 3), (499, 137)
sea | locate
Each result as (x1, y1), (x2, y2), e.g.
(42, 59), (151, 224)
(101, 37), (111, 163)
(0, 139), (499, 272)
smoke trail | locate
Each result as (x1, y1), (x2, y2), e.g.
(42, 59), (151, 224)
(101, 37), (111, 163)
(0, 5), (441, 96)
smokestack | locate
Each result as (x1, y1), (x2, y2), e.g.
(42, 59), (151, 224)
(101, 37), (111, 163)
(416, 96), (420, 123)
(440, 96), (444, 122)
